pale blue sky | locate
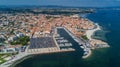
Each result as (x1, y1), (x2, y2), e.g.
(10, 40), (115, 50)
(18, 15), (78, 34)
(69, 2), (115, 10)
(0, 0), (120, 7)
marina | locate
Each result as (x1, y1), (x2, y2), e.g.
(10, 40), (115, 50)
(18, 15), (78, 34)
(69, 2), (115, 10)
(1, 7), (117, 67)
(55, 27), (91, 58)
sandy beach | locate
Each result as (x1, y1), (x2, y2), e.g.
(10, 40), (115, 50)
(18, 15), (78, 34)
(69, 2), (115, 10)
(82, 23), (101, 59)
(86, 23), (101, 40)
(86, 23), (109, 48)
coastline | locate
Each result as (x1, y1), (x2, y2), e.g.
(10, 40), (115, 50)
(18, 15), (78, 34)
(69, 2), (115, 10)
(9, 55), (33, 67)
(85, 23), (110, 48)
(0, 52), (29, 67)
(86, 23), (101, 40)
(82, 22), (110, 58)
(81, 23), (100, 59)
(0, 15), (110, 67)
(0, 48), (75, 67)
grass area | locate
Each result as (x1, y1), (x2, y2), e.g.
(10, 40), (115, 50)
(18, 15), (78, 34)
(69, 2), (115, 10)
(0, 58), (6, 64)
(0, 54), (8, 64)
(10, 36), (30, 46)
(81, 35), (88, 40)
(0, 53), (17, 64)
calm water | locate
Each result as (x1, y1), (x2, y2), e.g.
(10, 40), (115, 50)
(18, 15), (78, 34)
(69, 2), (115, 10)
(15, 9), (120, 67)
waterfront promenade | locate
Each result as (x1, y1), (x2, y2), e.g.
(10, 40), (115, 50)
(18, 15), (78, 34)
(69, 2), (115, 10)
(0, 42), (75, 67)
(0, 48), (75, 67)
(0, 52), (29, 67)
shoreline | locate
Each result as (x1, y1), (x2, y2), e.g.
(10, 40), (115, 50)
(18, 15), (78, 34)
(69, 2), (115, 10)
(10, 55), (33, 67)
(81, 23), (100, 59)
(0, 48), (75, 67)
(10, 50), (75, 67)
(83, 22), (109, 58)
(0, 17), (110, 67)
(85, 23), (110, 48)
(0, 52), (29, 67)
(86, 23), (101, 40)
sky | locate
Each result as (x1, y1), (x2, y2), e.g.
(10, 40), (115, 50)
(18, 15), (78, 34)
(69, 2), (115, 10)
(0, 0), (120, 7)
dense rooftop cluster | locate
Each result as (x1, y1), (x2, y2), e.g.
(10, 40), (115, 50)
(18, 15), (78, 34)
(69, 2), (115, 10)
(31, 14), (94, 38)
(0, 12), (95, 56)
(0, 13), (94, 44)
